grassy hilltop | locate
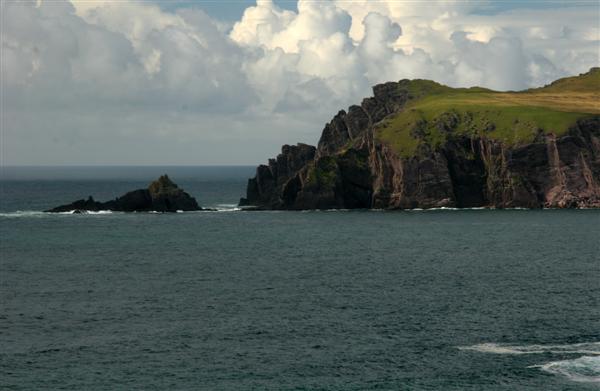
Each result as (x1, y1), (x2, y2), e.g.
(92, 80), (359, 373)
(376, 68), (600, 157)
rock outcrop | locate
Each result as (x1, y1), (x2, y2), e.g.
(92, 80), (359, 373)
(47, 175), (202, 213)
(240, 71), (600, 210)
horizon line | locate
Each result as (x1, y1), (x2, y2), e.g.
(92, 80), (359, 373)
(1, 164), (259, 167)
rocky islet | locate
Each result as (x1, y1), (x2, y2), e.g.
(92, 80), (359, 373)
(47, 175), (203, 213)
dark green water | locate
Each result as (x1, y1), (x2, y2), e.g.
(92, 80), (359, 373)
(1, 167), (599, 390)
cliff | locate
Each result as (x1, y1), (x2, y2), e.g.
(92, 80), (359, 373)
(240, 68), (600, 209)
(47, 175), (202, 213)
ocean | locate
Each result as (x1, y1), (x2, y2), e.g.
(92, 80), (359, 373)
(1, 166), (599, 390)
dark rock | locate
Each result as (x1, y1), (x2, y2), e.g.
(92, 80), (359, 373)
(410, 120), (428, 140)
(317, 110), (351, 157)
(47, 175), (202, 213)
(436, 112), (459, 133)
(239, 143), (316, 208)
(147, 175), (200, 212)
(46, 196), (103, 213)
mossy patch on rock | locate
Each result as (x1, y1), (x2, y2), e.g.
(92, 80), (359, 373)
(148, 175), (178, 195)
(305, 156), (338, 191)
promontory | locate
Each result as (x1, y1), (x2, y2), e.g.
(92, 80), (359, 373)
(240, 68), (600, 210)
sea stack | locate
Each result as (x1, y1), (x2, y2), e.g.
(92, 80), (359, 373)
(47, 175), (202, 213)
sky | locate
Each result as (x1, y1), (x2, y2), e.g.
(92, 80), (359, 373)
(2, 0), (599, 165)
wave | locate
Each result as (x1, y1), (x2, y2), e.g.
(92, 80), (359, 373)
(213, 204), (242, 212)
(460, 342), (600, 384)
(0, 208), (245, 217)
(459, 342), (600, 355)
(406, 206), (534, 211)
(0, 210), (118, 217)
(2, 205), (593, 217)
(0, 210), (48, 218)
(0, 206), (249, 216)
(534, 356), (600, 383)
(298, 208), (352, 213)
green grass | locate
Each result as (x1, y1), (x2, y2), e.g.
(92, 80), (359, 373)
(306, 156), (338, 190)
(375, 68), (599, 157)
(533, 66), (600, 93)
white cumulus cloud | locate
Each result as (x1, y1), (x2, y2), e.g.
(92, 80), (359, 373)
(2, 0), (598, 165)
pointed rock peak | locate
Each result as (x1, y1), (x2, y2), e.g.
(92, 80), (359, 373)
(148, 174), (179, 195)
(47, 174), (203, 212)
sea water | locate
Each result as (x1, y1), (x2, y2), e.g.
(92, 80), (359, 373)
(1, 166), (599, 390)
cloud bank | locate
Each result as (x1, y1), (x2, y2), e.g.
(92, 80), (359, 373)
(2, 0), (599, 164)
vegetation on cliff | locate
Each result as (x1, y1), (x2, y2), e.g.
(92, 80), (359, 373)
(376, 68), (600, 157)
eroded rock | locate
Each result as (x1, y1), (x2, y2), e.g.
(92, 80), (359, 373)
(47, 175), (202, 213)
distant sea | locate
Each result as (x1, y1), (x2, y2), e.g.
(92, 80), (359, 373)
(1, 166), (599, 390)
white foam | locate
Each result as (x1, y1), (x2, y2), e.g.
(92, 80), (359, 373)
(212, 204), (242, 212)
(0, 210), (47, 218)
(460, 342), (600, 384)
(215, 208), (241, 212)
(402, 206), (532, 211)
(536, 356), (600, 383)
(404, 207), (483, 211)
(459, 342), (600, 355)
(53, 210), (116, 215)
(0, 210), (120, 217)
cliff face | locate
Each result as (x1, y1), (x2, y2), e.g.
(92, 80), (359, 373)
(368, 118), (600, 209)
(241, 70), (600, 210)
